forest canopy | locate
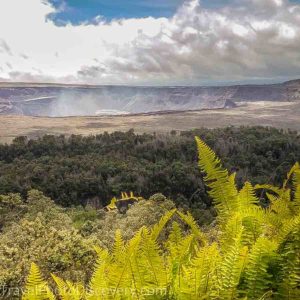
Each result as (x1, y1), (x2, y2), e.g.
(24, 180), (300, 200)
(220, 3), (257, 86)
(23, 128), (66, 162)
(0, 126), (299, 224)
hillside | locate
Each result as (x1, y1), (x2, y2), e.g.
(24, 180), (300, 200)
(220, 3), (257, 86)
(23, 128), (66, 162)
(0, 79), (300, 117)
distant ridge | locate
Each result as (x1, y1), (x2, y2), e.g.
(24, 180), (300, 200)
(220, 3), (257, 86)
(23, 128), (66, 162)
(283, 78), (300, 86)
(0, 79), (300, 117)
(1, 78), (300, 88)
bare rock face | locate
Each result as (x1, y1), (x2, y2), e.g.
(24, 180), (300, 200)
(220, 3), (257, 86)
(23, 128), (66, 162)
(0, 79), (299, 117)
(283, 79), (300, 102)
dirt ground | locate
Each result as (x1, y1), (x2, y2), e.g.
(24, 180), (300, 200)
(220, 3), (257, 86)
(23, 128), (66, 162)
(1, 101), (299, 143)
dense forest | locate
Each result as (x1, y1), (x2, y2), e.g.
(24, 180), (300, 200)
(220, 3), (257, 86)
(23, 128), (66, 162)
(1, 134), (299, 299)
(0, 126), (299, 224)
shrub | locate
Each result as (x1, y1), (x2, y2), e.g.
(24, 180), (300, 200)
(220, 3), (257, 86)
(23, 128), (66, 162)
(20, 137), (300, 299)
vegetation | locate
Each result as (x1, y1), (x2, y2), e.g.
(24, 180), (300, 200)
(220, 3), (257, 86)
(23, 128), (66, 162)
(1, 128), (300, 298)
(0, 126), (299, 225)
(16, 136), (300, 299)
(0, 190), (175, 292)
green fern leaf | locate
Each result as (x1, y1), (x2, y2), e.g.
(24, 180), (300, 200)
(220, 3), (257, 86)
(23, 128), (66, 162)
(150, 209), (176, 241)
(22, 263), (54, 300)
(244, 238), (278, 300)
(195, 136), (238, 218)
(177, 211), (207, 246)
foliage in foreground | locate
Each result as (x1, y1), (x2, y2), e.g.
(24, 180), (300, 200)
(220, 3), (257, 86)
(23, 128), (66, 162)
(21, 137), (300, 299)
(0, 190), (175, 289)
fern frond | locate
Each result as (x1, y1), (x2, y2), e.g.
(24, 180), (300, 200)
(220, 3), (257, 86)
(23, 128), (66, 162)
(218, 232), (248, 300)
(124, 228), (144, 295)
(177, 211), (207, 246)
(229, 172), (238, 195)
(230, 205), (265, 248)
(241, 217), (264, 248)
(150, 209), (176, 241)
(254, 184), (281, 196)
(290, 166), (300, 214)
(107, 228), (143, 298)
(167, 234), (195, 296)
(283, 162), (300, 190)
(139, 227), (167, 289)
(112, 229), (125, 261)
(195, 136), (238, 218)
(66, 281), (84, 300)
(51, 275), (69, 300)
(87, 247), (110, 299)
(238, 182), (259, 208)
(220, 214), (244, 253)
(51, 275), (82, 300)
(244, 238), (278, 300)
(22, 263), (54, 300)
(180, 243), (221, 299)
(277, 219), (300, 299)
(268, 190), (293, 225)
(277, 214), (300, 243)
(166, 222), (183, 251)
(292, 185), (300, 214)
(294, 169), (300, 192)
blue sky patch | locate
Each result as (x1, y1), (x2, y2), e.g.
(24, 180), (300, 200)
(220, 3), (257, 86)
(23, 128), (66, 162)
(49, 0), (300, 24)
(48, 0), (234, 24)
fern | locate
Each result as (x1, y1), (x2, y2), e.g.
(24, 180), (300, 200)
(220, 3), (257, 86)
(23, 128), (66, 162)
(87, 247), (110, 299)
(150, 208), (176, 241)
(255, 184), (282, 196)
(22, 263), (55, 300)
(292, 170), (300, 215)
(244, 238), (278, 300)
(51, 275), (82, 300)
(176, 210), (207, 246)
(283, 162), (300, 191)
(182, 243), (221, 299)
(21, 136), (300, 299)
(167, 234), (195, 297)
(112, 229), (125, 261)
(238, 182), (259, 208)
(139, 227), (167, 289)
(195, 136), (238, 219)
(278, 225), (300, 300)
(218, 232), (248, 300)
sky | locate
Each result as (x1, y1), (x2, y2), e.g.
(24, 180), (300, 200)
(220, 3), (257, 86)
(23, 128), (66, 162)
(1, 0), (300, 85)
(48, 0), (232, 23)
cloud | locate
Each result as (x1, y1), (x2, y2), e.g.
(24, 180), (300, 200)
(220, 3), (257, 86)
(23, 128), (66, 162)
(0, 39), (12, 55)
(1, 0), (300, 84)
(6, 62), (12, 70)
(20, 53), (29, 60)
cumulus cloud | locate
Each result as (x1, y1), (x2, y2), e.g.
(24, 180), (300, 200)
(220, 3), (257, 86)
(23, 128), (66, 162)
(0, 0), (300, 85)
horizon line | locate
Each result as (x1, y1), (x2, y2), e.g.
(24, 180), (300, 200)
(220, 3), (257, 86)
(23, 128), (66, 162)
(0, 78), (297, 88)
